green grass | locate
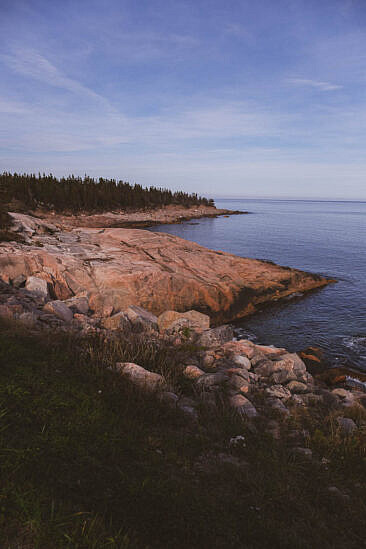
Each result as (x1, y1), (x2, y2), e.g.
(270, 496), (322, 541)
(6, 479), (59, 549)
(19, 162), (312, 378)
(0, 319), (365, 548)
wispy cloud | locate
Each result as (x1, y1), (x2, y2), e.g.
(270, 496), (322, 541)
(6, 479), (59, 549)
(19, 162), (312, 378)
(287, 78), (343, 91)
(1, 48), (109, 105)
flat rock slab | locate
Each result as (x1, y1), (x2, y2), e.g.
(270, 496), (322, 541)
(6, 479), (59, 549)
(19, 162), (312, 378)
(1, 213), (331, 323)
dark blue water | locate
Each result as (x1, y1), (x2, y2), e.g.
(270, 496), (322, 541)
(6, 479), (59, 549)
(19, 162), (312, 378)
(152, 199), (366, 372)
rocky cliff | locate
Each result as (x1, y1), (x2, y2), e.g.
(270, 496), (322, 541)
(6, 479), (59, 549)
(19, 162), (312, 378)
(0, 212), (331, 324)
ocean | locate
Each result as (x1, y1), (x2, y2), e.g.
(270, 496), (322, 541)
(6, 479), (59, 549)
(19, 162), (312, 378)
(152, 199), (366, 372)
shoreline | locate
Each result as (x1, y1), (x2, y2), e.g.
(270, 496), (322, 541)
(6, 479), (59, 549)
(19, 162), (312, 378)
(35, 204), (248, 230)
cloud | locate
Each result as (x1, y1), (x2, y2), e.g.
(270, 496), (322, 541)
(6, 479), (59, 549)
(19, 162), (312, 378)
(1, 48), (109, 105)
(287, 78), (343, 91)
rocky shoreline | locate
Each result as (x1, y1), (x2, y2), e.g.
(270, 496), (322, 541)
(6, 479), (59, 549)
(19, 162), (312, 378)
(0, 211), (332, 326)
(0, 206), (365, 476)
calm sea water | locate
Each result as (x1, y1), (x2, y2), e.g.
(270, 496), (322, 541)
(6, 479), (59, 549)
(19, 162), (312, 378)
(152, 199), (366, 372)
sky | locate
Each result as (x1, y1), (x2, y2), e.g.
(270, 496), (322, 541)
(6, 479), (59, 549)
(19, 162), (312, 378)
(1, 0), (366, 199)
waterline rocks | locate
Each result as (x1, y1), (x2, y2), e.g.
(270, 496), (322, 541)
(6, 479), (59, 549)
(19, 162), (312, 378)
(0, 212), (332, 325)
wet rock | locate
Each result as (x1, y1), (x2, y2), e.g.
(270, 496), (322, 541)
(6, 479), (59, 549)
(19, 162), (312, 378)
(287, 380), (309, 394)
(198, 325), (234, 347)
(115, 362), (166, 391)
(43, 300), (73, 322)
(229, 394), (258, 417)
(336, 417), (357, 435)
(25, 276), (49, 299)
(183, 365), (205, 380)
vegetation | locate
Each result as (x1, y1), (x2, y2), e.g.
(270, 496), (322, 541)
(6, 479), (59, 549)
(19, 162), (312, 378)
(0, 318), (365, 548)
(0, 173), (214, 214)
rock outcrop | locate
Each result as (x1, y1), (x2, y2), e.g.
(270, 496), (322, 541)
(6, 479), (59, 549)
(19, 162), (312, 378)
(0, 213), (332, 325)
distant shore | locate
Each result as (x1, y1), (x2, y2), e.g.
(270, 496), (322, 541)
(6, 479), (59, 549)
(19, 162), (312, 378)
(35, 204), (248, 230)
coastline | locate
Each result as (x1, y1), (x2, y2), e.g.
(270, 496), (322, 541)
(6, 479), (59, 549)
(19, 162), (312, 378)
(35, 204), (248, 230)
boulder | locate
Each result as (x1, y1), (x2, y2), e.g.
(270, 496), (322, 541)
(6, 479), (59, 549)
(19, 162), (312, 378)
(265, 385), (291, 400)
(196, 372), (229, 389)
(43, 300), (73, 322)
(65, 296), (89, 315)
(158, 310), (209, 333)
(12, 274), (26, 288)
(336, 417), (357, 435)
(25, 276), (49, 299)
(115, 362), (165, 391)
(287, 380), (309, 394)
(124, 305), (158, 332)
(231, 354), (251, 369)
(229, 394), (257, 417)
(183, 365), (205, 380)
(101, 311), (130, 330)
(198, 325), (234, 347)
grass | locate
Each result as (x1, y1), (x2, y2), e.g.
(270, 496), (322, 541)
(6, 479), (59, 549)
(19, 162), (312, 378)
(0, 318), (365, 548)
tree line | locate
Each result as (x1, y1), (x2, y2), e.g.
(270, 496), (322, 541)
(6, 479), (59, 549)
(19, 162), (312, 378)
(0, 172), (215, 214)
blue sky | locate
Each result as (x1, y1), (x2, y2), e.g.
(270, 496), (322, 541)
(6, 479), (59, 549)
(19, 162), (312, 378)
(1, 0), (366, 199)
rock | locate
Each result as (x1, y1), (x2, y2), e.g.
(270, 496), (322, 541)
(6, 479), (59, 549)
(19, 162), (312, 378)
(267, 397), (289, 415)
(160, 391), (179, 407)
(198, 325), (234, 347)
(332, 388), (355, 407)
(0, 304), (14, 319)
(25, 276), (49, 299)
(231, 354), (251, 369)
(124, 305), (158, 331)
(65, 296), (89, 315)
(287, 380), (309, 394)
(43, 300), (73, 322)
(101, 311), (130, 330)
(229, 394), (258, 417)
(270, 369), (297, 385)
(291, 447), (312, 460)
(229, 435), (246, 449)
(336, 417), (357, 435)
(228, 374), (251, 391)
(12, 274), (26, 288)
(252, 344), (286, 359)
(158, 310), (210, 333)
(266, 419), (281, 440)
(265, 385), (291, 400)
(223, 340), (256, 359)
(327, 486), (350, 502)
(18, 311), (39, 325)
(0, 215), (331, 324)
(183, 365), (205, 380)
(157, 311), (181, 331)
(115, 362), (166, 391)
(196, 372), (229, 389)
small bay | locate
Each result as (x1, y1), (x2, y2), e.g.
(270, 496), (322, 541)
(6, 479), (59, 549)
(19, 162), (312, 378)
(152, 198), (366, 372)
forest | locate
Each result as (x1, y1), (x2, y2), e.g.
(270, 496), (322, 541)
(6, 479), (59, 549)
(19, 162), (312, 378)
(0, 172), (214, 214)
